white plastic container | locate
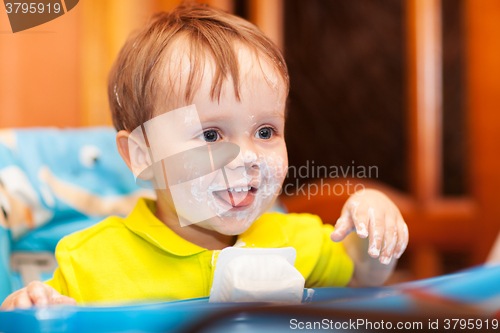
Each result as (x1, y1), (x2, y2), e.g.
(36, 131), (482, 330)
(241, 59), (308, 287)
(209, 247), (305, 303)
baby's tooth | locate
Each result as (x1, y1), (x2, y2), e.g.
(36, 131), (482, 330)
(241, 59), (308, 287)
(229, 186), (250, 192)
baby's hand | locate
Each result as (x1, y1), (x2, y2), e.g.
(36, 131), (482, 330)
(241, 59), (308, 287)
(0, 281), (76, 310)
(330, 189), (408, 265)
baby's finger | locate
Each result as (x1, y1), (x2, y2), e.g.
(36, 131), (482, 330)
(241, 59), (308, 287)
(330, 212), (355, 242)
(52, 295), (77, 305)
(349, 201), (369, 238)
(13, 292), (33, 309)
(394, 218), (409, 259)
(367, 207), (385, 258)
(27, 281), (50, 306)
(379, 212), (398, 265)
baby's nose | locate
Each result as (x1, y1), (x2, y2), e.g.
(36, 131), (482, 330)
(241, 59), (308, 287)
(224, 148), (259, 171)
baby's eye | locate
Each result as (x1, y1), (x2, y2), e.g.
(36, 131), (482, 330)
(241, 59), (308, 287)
(201, 130), (220, 142)
(255, 127), (275, 140)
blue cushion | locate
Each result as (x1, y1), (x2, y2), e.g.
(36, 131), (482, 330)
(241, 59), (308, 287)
(0, 127), (152, 298)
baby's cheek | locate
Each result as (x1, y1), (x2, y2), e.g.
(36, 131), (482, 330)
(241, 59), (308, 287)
(272, 159), (288, 187)
(259, 152), (287, 192)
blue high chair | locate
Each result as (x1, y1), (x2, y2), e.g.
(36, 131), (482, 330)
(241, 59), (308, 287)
(0, 127), (152, 302)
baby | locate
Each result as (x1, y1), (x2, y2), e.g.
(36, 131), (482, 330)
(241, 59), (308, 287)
(1, 2), (408, 308)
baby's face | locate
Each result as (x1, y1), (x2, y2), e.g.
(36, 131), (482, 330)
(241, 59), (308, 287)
(153, 50), (288, 235)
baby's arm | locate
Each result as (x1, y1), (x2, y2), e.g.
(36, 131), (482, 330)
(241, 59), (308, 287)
(1, 281), (76, 309)
(330, 189), (409, 287)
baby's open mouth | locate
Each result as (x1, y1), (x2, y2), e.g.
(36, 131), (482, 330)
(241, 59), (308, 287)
(213, 186), (257, 208)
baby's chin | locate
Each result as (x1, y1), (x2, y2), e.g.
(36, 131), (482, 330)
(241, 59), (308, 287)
(196, 215), (256, 236)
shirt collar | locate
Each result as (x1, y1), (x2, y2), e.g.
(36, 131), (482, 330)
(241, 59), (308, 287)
(123, 198), (207, 256)
(235, 212), (289, 249)
(123, 198), (289, 256)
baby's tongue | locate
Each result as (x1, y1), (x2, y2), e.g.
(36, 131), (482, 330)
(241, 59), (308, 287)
(215, 189), (248, 207)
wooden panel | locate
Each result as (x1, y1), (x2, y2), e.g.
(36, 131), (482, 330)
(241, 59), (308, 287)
(409, 243), (444, 279)
(79, 1), (110, 127)
(407, 0), (443, 203)
(206, 0), (234, 13)
(249, 0), (283, 50)
(0, 3), (80, 128)
(155, 0), (185, 12)
(80, 0), (155, 127)
(282, 0), (408, 193)
(466, 0), (500, 263)
(441, 0), (467, 196)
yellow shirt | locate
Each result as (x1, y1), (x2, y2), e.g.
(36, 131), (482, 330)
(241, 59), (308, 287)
(45, 198), (353, 304)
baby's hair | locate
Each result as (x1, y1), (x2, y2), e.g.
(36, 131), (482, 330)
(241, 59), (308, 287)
(108, 1), (289, 132)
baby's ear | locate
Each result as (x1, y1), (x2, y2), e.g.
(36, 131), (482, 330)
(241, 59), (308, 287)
(116, 130), (154, 180)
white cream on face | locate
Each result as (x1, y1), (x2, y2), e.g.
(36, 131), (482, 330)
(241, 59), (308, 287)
(182, 148), (287, 234)
(221, 151), (285, 220)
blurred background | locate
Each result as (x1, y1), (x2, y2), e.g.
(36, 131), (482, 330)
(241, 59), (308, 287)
(1, 0), (500, 283)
